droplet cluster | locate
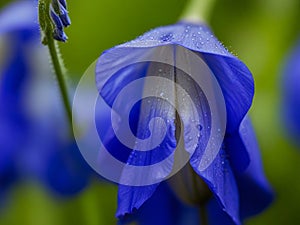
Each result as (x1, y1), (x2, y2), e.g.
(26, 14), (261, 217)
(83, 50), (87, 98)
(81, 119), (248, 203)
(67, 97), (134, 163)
(120, 22), (229, 56)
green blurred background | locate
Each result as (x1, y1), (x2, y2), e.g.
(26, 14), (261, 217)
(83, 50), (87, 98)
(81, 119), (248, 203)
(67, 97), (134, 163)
(1, 0), (300, 224)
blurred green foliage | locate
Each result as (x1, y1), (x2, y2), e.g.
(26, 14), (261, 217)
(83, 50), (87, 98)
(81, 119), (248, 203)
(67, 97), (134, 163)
(1, 0), (300, 224)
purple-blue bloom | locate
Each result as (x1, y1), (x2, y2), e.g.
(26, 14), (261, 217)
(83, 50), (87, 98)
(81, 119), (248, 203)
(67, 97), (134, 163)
(0, 0), (91, 198)
(282, 39), (300, 145)
(95, 22), (273, 224)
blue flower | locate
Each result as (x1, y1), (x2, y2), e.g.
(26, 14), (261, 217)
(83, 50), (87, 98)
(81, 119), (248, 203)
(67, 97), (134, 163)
(0, 0), (92, 198)
(95, 22), (274, 224)
(282, 39), (300, 145)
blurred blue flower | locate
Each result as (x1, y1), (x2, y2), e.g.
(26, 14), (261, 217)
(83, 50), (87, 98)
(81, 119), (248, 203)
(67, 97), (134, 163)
(0, 0), (92, 199)
(95, 22), (274, 224)
(0, 0), (39, 200)
(282, 39), (300, 145)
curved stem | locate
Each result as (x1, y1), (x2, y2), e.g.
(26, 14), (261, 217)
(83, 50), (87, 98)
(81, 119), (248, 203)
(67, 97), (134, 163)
(47, 35), (73, 134)
(38, 0), (73, 135)
(180, 0), (217, 23)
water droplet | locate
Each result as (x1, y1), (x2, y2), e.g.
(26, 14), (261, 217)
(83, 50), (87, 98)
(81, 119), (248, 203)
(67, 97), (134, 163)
(196, 124), (203, 130)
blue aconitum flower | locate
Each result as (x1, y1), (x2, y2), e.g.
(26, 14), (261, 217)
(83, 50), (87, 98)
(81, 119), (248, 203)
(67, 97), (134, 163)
(0, 0), (91, 198)
(95, 22), (274, 224)
(282, 39), (300, 145)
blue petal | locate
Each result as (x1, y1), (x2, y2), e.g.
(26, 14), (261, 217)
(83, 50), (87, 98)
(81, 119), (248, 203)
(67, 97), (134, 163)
(225, 116), (252, 172)
(207, 198), (237, 225)
(203, 116), (273, 224)
(53, 27), (68, 42)
(0, 38), (30, 114)
(233, 117), (274, 219)
(51, 10), (63, 30)
(96, 22), (254, 134)
(42, 141), (91, 196)
(117, 183), (159, 218)
(202, 54), (254, 133)
(95, 93), (177, 167)
(190, 148), (241, 225)
(50, 10), (68, 42)
(282, 40), (300, 144)
(59, 0), (67, 9)
(96, 57), (181, 185)
(51, 0), (70, 27)
(0, 1), (38, 35)
(119, 182), (200, 225)
(58, 5), (71, 27)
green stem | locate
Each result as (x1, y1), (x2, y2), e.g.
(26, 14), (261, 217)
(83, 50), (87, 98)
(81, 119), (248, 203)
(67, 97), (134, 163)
(47, 36), (73, 134)
(38, 0), (73, 136)
(199, 204), (209, 225)
(180, 0), (217, 23)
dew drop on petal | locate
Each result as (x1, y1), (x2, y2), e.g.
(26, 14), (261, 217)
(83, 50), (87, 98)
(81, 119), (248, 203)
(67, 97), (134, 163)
(196, 124), (203, 131)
